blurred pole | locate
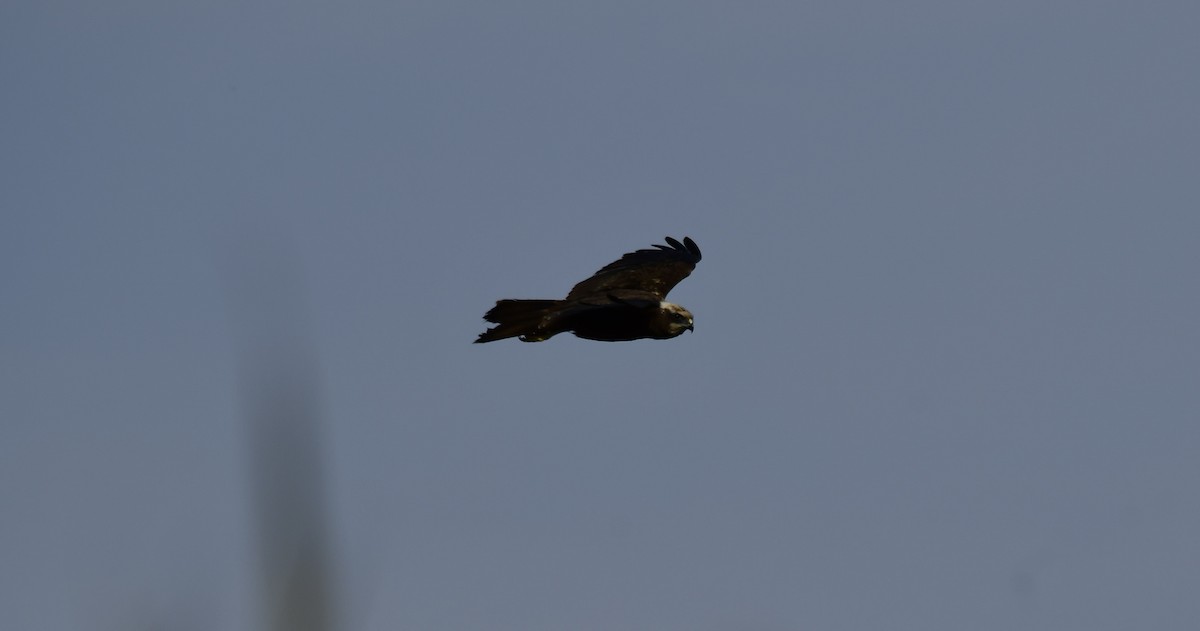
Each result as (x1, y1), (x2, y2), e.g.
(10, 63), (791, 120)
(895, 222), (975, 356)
(227, 243), (336, 631)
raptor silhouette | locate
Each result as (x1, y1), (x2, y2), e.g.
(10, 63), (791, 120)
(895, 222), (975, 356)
(475, 236), (702, 343)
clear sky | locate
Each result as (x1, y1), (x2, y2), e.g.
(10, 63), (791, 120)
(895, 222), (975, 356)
(3, 2), (1199, 630)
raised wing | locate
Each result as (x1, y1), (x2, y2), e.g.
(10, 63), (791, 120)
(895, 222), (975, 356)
(566, 236), (702, 301)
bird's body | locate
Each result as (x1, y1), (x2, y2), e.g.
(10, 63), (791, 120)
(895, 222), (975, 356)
(475, 237), (702, 343)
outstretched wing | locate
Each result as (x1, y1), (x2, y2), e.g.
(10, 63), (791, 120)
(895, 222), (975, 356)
(566, 236), (702, 301)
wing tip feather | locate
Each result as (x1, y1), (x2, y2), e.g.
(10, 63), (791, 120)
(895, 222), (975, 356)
(662, 235), (701, 262)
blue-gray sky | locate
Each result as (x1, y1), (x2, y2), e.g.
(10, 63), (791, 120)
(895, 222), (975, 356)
(3, 2), (1199, 630)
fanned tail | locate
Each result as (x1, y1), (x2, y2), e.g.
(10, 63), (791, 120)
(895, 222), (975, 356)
(474, 299), (559, 343)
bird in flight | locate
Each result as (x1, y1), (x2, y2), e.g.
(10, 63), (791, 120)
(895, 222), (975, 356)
(475, 236), (702, 343)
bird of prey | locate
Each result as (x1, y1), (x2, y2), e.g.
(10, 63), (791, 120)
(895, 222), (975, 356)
(475, 236), (702, 343)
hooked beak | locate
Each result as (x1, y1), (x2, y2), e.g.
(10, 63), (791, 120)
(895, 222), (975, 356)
(687, 322), (694, 333)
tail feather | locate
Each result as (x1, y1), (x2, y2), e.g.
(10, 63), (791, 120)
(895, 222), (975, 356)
(475, 299), (559, 343)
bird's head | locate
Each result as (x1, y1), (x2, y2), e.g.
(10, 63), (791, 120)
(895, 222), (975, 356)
(660, 302), (695, 336)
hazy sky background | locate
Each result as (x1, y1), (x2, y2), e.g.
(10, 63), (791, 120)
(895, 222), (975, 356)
(3, 2), (1199, 630)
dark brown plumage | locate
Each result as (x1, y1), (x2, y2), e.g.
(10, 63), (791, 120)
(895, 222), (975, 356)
(475, 236), (702, 343)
